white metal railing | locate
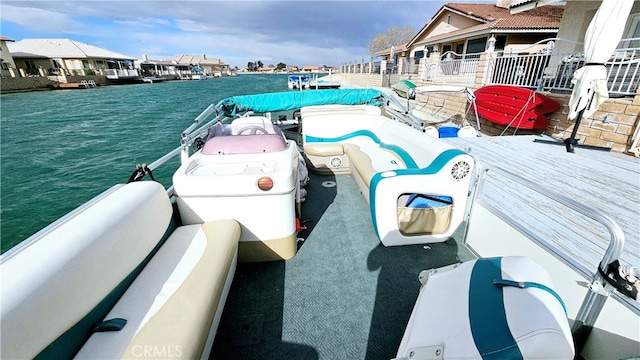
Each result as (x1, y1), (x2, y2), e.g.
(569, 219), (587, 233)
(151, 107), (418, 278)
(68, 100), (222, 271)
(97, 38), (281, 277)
(488, 37), (640, 96)
(422, 52), (480, 85)
(104, 69), (139, 79)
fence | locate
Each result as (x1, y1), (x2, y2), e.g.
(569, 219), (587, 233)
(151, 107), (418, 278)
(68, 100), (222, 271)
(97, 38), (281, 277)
(340, 38), (639, 97)
(487, 38), (640, 97)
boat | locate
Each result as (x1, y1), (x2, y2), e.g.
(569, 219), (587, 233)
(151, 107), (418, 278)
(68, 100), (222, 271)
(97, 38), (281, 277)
(307, 78), (341, 89)
(391, 79), (417, 99)
(1, 88), (638, 360)
(472, 84), (561, 130)
(287, 74), (309, 89)
(142, 76), (167, 83)
(50, 80), (97, 89)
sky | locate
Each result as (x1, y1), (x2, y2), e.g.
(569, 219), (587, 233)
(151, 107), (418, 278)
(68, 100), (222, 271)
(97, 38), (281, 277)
(0, 0), (492, 69)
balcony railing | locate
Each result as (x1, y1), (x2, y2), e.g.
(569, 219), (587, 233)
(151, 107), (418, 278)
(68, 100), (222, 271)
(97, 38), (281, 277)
(488, 38), (640, 97)
(104, 69), (139, 79)
(340, 38), (638, 97)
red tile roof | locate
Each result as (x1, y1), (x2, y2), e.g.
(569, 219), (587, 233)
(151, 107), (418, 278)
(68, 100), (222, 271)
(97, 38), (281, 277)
(444, 3), (564, 30)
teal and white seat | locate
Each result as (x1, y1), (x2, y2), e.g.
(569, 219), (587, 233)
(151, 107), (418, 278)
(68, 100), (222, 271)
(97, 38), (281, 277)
(395, 256), (574, 360)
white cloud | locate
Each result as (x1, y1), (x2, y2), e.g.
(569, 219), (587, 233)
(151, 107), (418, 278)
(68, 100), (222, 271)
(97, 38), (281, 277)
(0, 4), (85, 34)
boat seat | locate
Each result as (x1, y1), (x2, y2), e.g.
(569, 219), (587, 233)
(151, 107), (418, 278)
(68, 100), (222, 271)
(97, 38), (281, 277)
(75, 219), (241, 359)
(0, 181), (241, 360)
(395, 256), (574, 360)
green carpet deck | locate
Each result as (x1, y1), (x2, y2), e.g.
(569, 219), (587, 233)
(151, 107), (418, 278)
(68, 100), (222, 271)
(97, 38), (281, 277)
(211, 172), (474, 359)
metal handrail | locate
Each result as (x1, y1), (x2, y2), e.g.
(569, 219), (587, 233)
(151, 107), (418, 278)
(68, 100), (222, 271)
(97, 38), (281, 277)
(470, 165), (638, 323)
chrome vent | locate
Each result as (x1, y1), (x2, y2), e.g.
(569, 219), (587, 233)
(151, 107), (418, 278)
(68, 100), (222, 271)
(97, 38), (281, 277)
(450, 161), (470, 181)
(330, 156), (342, 168)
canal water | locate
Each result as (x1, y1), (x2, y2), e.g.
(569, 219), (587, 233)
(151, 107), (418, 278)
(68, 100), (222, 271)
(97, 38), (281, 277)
(0, 74), (298, 253)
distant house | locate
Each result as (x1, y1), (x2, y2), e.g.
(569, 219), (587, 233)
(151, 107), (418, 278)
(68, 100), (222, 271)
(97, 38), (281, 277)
(257, 66), (277, 73)
(302, 66), (321, 72)
(7, 38), (138, 80)
(171, 54), (229, 77)
(0, 36), (16, 77)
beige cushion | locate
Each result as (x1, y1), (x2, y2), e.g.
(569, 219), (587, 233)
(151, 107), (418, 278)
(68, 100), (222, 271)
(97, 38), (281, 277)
(75, 219), (241, 360)
(303, 143), (344, 156)
(344, 144), (376, 187)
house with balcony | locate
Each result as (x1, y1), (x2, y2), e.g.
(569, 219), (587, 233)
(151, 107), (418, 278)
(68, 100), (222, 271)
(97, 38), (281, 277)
(376, 1), (563, 84)
(7, 38), (139, 82)
(342, 0), (640, 154)
(170, 54), (229, 78)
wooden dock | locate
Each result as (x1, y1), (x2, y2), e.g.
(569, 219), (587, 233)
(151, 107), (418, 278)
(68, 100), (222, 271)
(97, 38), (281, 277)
(444, 135), (639, 271)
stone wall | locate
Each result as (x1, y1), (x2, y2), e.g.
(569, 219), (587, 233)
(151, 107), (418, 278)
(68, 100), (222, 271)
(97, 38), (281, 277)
(0, 77), (55, 93)
(1, 75), (112, 93)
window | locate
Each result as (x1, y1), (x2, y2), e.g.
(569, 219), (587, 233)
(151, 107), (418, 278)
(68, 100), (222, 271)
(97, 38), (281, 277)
(494, 35), (507, 51)
(622, 14), (640, 48)
(447, 15), (451, 25)
(52, 59), (63, 69)
(25, 60), (36, 70)
(426, 46), (434, 58)
(1, 62), (9, 70)
(414, 50), (424, 64)
(467, 37), (488, 54)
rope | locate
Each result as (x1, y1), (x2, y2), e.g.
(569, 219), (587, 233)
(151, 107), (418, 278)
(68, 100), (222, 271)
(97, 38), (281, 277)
(499, 91), (536, 136)
(127, 164), (157, 183)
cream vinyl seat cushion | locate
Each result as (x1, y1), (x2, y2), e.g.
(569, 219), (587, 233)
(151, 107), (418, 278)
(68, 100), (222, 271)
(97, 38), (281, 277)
(75, 219), (241, 360)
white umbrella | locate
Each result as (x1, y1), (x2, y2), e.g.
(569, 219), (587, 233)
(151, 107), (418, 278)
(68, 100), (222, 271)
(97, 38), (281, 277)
(564, 0), (634, 152)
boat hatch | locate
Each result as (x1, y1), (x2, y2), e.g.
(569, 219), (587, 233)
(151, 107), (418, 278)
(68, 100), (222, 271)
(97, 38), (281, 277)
(201, 122), (288, 155)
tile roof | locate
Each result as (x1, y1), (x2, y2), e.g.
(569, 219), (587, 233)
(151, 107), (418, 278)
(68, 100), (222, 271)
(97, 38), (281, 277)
(171, 54), (227, 65)
(409, 3), (564, 47)
(375, 42), (409, 56)
(1, 36), (15, 42)
(7, 38), (135, 60)
(444, 3), (564, 29)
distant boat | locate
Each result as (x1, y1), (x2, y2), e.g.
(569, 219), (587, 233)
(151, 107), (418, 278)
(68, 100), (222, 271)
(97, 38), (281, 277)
(308, 78), (341, 89)
(391, 79), (417, 99)
(472, 85), (560, 130)
(142, 76), (167, 84)
(191, 74), (207, 80)
(287, 74), (309, 89)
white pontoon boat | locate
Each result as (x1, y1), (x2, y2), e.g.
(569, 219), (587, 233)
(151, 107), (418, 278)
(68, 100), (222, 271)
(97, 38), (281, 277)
(1, 88), (638, 359)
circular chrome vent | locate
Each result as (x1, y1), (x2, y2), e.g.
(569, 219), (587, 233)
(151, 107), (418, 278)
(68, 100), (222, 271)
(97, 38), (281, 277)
(330, 156), (343, 168)
(450, 161), (470, 181)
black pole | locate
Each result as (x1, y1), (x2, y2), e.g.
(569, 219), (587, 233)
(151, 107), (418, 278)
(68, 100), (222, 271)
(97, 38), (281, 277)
(564, 108), (585, 153)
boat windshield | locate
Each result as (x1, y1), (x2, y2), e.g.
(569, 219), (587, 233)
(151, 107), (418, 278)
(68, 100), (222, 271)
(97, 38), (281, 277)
(202, 122), (288, 154)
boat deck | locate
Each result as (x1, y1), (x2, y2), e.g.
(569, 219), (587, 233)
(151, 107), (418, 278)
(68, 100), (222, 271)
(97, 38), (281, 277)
(211, 134), (638, 359)
(211, 172), (474, 359)
(444, 135), (639, 270)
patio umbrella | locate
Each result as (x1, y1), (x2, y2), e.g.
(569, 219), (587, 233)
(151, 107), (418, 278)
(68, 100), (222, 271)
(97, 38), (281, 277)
(564, 0), (634, 152)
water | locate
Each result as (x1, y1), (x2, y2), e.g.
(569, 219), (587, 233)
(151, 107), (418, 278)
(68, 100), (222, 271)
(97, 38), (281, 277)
(0, 74), (298, 253)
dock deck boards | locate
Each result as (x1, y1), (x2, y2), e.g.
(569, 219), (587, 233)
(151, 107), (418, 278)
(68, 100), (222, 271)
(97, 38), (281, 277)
(444, 135), (639, 270)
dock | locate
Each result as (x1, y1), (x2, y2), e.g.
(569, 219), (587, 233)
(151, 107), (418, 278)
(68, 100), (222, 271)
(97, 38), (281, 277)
(51, 80), (97, 89)
(444, 134), (639, 270)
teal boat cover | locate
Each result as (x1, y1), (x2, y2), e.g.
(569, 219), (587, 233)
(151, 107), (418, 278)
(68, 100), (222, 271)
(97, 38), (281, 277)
(219, 88), (384, 116)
